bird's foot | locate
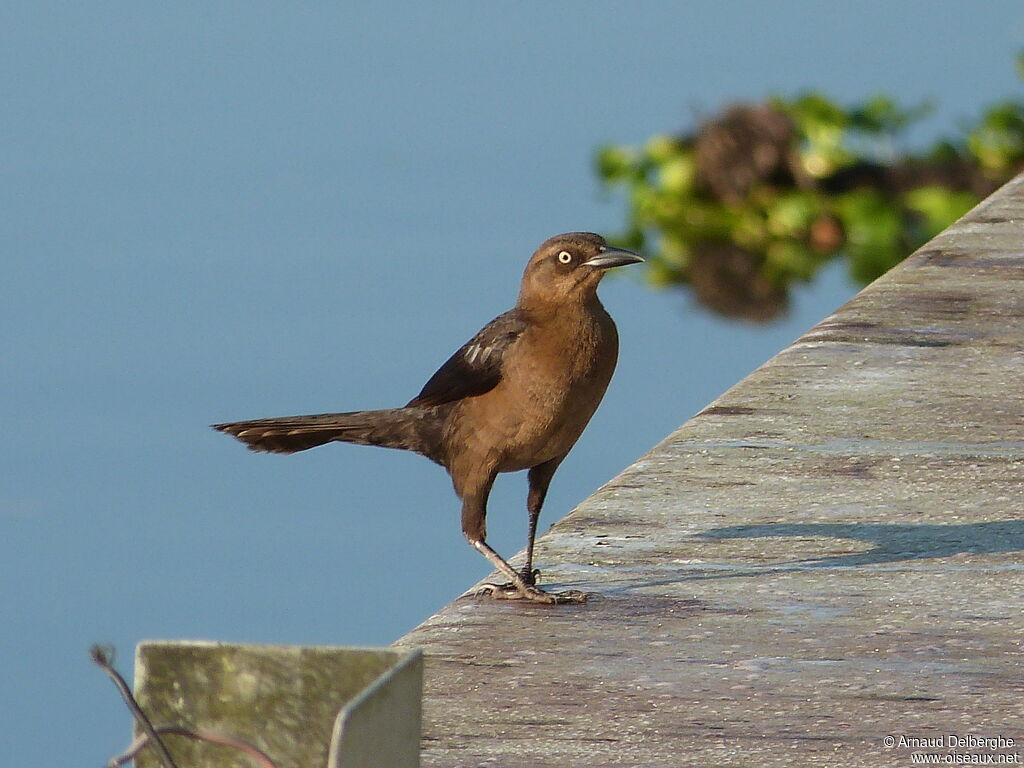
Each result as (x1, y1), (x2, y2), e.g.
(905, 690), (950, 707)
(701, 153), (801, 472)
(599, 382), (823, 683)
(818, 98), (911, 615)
(475, 566), (538, 593)
(475, 582), (587, 605)
(520, 567), (541, 587)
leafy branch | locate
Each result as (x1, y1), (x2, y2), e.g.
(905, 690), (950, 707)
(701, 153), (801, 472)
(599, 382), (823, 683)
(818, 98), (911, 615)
(596, 54), (1024, 321)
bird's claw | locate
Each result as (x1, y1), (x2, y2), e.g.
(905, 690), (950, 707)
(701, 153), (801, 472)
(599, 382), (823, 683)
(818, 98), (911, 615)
(475, 582), (522, 600)
(474, 582), (588, 605)
(520, 567), (541, 587)
(551, 589), (588, 604)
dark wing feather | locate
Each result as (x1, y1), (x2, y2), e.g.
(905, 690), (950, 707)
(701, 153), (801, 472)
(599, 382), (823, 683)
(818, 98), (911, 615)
(407, 310), (527, 407)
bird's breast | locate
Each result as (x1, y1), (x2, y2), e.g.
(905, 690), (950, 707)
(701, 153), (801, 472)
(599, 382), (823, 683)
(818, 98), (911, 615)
(448, 309), (619, 472)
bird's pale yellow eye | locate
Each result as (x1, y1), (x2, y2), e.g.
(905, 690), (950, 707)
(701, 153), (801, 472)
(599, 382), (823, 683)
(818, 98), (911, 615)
(557, 251), (573, 264)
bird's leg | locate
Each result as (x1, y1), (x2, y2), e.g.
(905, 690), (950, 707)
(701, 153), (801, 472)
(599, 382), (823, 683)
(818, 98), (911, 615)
(461, 487), (552, 602)
(470, 541), (584, 604)
(470, 539), (556, 603)
(521, 458), (562, 586)
(458, 462), (583, 604)
(520, 525), (540, 587)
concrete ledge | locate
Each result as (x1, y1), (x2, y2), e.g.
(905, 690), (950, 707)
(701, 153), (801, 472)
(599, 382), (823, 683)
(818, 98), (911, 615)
(396, 174), (1024, 766)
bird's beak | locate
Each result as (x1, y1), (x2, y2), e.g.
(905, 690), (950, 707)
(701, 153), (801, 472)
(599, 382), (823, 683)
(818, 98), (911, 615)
(583, 248), (645, 269)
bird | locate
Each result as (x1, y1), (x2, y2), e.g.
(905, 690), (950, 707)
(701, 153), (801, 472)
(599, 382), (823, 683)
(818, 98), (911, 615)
(213, 232), (642, 604)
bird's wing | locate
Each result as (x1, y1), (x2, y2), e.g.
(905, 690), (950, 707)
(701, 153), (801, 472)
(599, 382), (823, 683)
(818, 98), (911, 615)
(407, 310), (527, 407)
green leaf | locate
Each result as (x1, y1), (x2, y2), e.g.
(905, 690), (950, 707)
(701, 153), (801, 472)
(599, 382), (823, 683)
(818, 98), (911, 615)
(594, 145), (638, 184)
(905, 186), (977, 238)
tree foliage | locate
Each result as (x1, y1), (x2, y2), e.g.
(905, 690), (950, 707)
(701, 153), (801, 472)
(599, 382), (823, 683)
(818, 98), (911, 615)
(596, 56), (1024, 322)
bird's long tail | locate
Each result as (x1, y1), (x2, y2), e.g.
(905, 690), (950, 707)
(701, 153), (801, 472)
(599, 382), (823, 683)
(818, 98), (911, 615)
(212, 407), (442, 458)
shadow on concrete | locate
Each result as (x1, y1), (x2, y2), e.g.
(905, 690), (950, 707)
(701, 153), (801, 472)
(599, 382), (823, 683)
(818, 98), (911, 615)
(596, 520), (1024, 596)
(696, 519), (1024, 569)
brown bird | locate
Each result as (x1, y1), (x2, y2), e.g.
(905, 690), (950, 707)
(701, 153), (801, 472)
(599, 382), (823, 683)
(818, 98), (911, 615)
(213, 232), (642, 604)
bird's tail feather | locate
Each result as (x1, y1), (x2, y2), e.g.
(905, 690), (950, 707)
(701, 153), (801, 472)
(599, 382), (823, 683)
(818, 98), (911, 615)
(212, 407), (442, 458)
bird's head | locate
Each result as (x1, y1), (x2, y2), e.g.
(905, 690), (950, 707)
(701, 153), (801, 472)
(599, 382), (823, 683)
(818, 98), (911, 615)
(517, 232), (643, 310)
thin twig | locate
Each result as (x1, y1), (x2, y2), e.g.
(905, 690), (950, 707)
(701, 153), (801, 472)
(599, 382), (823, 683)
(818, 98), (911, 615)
(108, 725), (278, 768)
(90, 645), (180, 768)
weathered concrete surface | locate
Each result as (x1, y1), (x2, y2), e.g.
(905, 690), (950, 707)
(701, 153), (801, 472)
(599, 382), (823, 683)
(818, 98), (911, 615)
(396, 174), (1024, 767)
